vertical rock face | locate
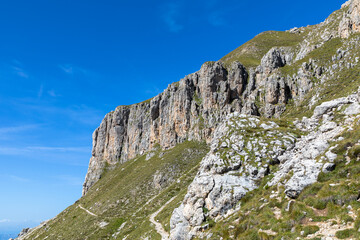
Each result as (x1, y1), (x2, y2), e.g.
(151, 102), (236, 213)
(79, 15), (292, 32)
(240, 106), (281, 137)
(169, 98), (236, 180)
(84, 4), (359, 194)
(83, 61), (249, 194)
(83, 57), (303, 195)
(339, 0), (360, 38)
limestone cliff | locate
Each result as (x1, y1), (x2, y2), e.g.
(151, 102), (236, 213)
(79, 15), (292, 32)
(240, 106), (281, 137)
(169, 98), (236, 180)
(339, 0), (360, 38)
(83, 58), (298, 195)
(83, 0), (354, 194)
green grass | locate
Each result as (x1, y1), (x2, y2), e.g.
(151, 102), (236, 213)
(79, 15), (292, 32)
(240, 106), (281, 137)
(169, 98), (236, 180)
(283, 36), (360, 118)
(23, 141), (209, 240)
(336, 229), (356, 239)
(221, 31), (305, 68)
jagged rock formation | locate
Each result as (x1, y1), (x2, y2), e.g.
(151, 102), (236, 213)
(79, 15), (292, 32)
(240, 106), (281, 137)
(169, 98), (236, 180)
(339, 0), (360, 38)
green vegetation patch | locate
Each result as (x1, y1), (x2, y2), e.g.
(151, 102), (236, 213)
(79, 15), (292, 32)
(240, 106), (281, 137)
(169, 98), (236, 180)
(24, 141), (209, 240)
(221, 31), (305, 68)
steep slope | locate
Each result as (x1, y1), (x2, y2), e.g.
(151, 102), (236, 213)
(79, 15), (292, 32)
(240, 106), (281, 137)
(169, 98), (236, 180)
(18, 141), (209, 239)
(16, 0), (360, 239)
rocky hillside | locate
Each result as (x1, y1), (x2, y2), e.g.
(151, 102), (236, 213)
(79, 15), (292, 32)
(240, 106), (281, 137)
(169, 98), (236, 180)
(17, 0), (360, 239)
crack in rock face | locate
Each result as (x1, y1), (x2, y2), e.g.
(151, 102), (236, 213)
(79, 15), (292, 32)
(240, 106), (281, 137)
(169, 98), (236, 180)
(339, 0), (360, 38)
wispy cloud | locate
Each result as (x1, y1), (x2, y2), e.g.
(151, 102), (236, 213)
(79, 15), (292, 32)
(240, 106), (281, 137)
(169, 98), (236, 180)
(37, 84), (60, 98)
(27, 146), (90, 152)
(0, 146), (90, 156)
(37, 84), (44, 98)
(12, 59), (22, 66)
(59, 64), (88, 76)
(161, 3), (183, 33)
(12, 66), (29, 78)
(208, 11), (225, 26)
(9, 175), (30, 182)
(0, 219), (10, 223)
(55, 175), (83, 186)
(0, 124), (39, 135)
(7, 97), (103, 126)
(47, 89), (60, 97)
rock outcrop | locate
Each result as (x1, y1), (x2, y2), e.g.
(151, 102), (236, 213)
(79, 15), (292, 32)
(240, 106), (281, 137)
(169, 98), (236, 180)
(170, 113), (297, 239)
(268, 93), (359, 199)
(339, 0), (360, 38)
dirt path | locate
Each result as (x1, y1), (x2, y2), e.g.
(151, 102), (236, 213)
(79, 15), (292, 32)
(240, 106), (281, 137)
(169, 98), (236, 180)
(149, 196), (177, 240)
(78, 205), (98, 217)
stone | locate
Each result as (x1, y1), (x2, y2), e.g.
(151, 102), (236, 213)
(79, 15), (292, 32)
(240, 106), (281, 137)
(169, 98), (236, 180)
(323, 163), (336, 173)
(344, 103), (360, 115)
(285, 200), (295, 212)
(260, 47), (294, 73)
(17, 228), (30, 238)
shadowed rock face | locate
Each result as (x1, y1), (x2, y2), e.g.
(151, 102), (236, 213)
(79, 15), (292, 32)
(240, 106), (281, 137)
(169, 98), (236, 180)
(82, 57), (304, 195)
(339, 0), (360, 38)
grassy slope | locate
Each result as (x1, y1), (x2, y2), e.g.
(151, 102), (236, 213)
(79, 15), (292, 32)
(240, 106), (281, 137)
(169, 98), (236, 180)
(221, 31), (305, 69)
(24, 141), (209, 240)
(282, 33), (360, 118)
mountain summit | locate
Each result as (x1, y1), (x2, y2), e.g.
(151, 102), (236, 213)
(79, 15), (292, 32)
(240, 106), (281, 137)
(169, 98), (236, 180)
(16, 0), (360, 239)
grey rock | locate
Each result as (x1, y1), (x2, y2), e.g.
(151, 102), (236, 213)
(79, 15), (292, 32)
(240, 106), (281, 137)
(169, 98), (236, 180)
(170, 113), (296, 239)
(344, 102), (360, 115)
(260, 47), (294, 73)
(269, 93), (360, 199)
(285, 200), (295, 212)
(83, 61), (251, 194)
(17, 228), (30, 238)
(313, 97), (354, 118)
(323, 163), (336, 173)
(339, 0), (360, 38)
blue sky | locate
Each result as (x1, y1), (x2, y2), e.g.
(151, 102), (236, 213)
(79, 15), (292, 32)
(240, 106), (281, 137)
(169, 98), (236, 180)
(0, 0), (343, 233)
